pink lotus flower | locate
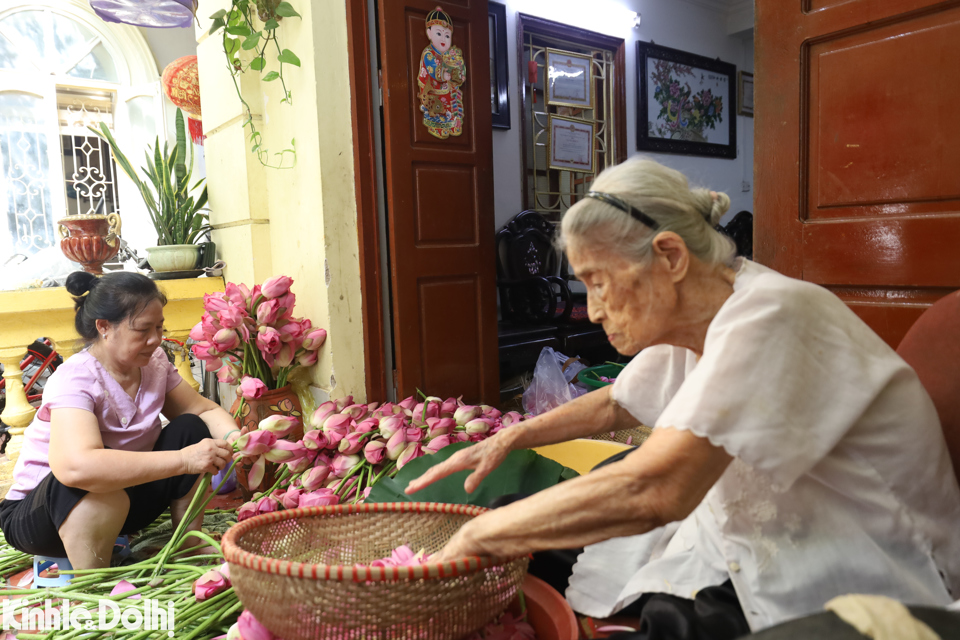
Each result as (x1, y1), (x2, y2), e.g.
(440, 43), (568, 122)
(255, 495), (280, 515)
(481, 405), (502, 420)
(299, 488), (340, 508)
(302, 328), (327, 351)
(426, 417), (455, 439)
(275, 344), (295, 368)
(341, 404), (369, 421)
(212, 328), (239, 352)
(278, 319), (307, 344)
(397, 396), (417, 411)
(404, 426), (425, 443)
(110, 579), (141, 599)
(191, 342), (222, 371)
(285, 454), (313, 474)
(378, 415), (405, 440)
(256, 299), (280, 325)
(225, 282), (251, 307)
(238, 610), (277, 640)
(302, 429), (328, 451)
(440, 397), (458, 417)
(331, 454), (361, 478)
(310, 401), (337, 428)
(256, 326), (282, 355)
(425, 435), (452, 454)
(262, 275), (293, 300)
(386, 429), (408, 460)
(452, 431), (471, 443)
(193, 569), (228, 601)
(464, 418), (494, 435)
(235, 430), (277, 457)
(335, 395), (355, 411)
(263, 439), (307, 464)
(189, 321), (207, 342)
(364, 439), (386, 464)
(397, 442), (424, 469)
(217, 305), (246, 331)
(338, 432), (364, 455)
(297, 350), (318, 367)
(275, 291), (296, 319)
(354, 418), (378, 434)
(204, 293), (230, 313)
(258, 415), (299, 438)
(237, 501), (258, 521)
(454, 405), (481, 426)
(323, 413), (353, 434)
(217, 362), (241, 385)
(500, 411), (523, 428)
(239, 376), (267, 400)
(301, 464), (331, 491)
(280, 488), (303, 509)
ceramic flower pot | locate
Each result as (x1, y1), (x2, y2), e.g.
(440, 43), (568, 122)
(230, 385), (304, 500)
(146, 244), (201, 272)
(57, 213), (122, 275)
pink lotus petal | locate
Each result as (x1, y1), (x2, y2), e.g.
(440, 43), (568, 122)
(110, 579), (141, 599)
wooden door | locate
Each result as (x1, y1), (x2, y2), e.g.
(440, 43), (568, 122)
(755, 0), (960, 348)
(377, 0), (499, 403)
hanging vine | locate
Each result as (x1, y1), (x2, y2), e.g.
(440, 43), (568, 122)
(208, 0), (300, 169)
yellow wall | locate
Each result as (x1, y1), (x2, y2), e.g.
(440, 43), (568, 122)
(196, 0), (366, 401)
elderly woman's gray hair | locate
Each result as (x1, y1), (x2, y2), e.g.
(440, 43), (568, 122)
(559, 157), (736, 267)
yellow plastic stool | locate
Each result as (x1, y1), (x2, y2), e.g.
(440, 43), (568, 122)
(533, 439), (631, 475)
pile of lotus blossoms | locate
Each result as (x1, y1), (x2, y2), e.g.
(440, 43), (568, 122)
(232, 394), (525, 520)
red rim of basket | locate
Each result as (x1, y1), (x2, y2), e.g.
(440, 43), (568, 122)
(222, 502), (521, 582)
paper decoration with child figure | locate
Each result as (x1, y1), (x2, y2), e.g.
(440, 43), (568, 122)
(418, 6), (467, 139)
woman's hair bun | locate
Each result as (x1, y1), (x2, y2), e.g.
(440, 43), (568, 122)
(708, 191), (731, 227)
(65, 271), (98, 297)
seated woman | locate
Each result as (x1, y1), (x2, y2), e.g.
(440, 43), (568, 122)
(0, 272), (236, 570)
(408, 158), (960, 638)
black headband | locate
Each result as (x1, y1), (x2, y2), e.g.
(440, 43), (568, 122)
(585, 191), (660, 230)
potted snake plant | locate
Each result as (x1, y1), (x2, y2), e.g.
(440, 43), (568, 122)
(90, 109), (211, 273)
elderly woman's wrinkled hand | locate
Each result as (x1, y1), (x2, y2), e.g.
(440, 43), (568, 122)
(432, 519), (493, 563)
(180, 439), (234, 475)
(405, 431), (513, 495)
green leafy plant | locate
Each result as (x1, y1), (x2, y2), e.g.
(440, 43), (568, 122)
(208, 0), (300, 169)
(89, 109), (211, 246)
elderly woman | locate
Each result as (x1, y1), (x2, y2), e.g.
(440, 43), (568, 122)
(0, 272), (236, 570)
(408, 158), (960, 637)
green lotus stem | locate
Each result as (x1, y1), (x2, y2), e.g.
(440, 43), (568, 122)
(151, 473), (212, 581)
(370, 461), (397, 486)
(177, 530), (222, 554)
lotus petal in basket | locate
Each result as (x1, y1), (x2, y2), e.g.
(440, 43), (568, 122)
(222, 502), (530, 640)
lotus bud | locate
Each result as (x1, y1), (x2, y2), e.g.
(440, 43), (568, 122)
(480, 405), (502, 420)
(296, 349), (318, 367)
(323, 413), (353, 433)
(237, 501), (258, 522)
(354, 418), (378, 434)
(331, 454), (361, 478)
(301, 465), (331, 491)
(194, 569), (229, 602)
(263, 439), (308, 464)
(404, 426), (425, 443)
(238, 376), (267, 400)
(310, 401), (337, 429)
(255, 495), (280, 515)
(280, 488), (303, 510)
(341, 404), (368, 421)
(256, 298), (281, 325)
(454, 405), (482, 426)
(440, 397), (458, 417)
(302, 328), (327, 351)
(261, 275), (293, 300)
(464, 418), (494, 435)
(285, 455), (313, 474)
(386, 429), (408, 460)
(338, 432), (364, 455)
(397, 395), (417, 411)
(302, 429), (328, 451)
(299, 489), (339, 508)
(397, 442), (424, 469)
(258, 415), (299, 439)
(425, 435), (452, 454)
(378, 415), (405, 440)
(235, 430), (277, 457)
(335, 395), (355, 411)
(426, 417), (456, 439)
(364, 439), (386, 464)
(238, 610), (277, 640)
(452, 431), (470, 443)
(217, 361), (242, 385)
(189, 321), (206, 342)
(500, 411), (523, 428)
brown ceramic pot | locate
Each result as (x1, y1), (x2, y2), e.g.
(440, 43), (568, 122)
(58, 213), (122, 275)
(230, 385), (304, 500)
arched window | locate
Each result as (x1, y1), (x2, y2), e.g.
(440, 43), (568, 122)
(0, 0), (164, 265)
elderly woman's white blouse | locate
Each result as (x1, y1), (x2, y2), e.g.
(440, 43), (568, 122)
(566, 259), (960, 631)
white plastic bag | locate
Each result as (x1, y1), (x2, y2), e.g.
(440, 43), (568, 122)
(522, 347), (589, 416)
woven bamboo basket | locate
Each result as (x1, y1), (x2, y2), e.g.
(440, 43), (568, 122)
(222, 502), (530, 640)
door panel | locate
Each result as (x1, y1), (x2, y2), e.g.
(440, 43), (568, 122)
(378, 0), (498, 403)
(756, 0), (960, 348)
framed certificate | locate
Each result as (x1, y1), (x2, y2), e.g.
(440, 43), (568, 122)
(548, 115), (595, 173)
(545, 48), (594, 110)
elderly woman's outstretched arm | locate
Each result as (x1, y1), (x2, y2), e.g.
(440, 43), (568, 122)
(433, 427), (732, 561)
(407, 385), (641, 495)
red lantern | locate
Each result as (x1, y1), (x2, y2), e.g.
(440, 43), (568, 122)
(161, 55), (204, 145)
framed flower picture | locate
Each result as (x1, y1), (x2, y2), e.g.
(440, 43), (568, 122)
(636, 41), (737, 158)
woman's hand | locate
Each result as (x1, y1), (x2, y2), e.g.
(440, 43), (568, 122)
(405, 431), (514, 495)
(179, 439), (234, 475)
(432, 519), (491, 563)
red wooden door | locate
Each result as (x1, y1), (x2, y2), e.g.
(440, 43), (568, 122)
(755, 0), (960, 348)
(377, 0), (499, 403)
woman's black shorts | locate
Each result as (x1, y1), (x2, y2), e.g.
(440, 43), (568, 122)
(0, 413), (210, 557)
